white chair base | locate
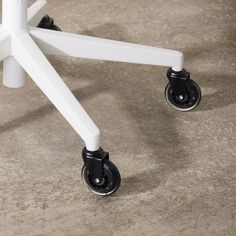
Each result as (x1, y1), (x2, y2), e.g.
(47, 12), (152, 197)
(0, 0), (201, 195)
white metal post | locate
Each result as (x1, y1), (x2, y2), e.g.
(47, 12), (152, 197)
(2, 0), (27, 88)
(2, 0), (28, 31)
(3, 57), (26, 88)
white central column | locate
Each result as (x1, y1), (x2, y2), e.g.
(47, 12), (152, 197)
(2, 0), (28, 88)
(2, 0), (28, 31)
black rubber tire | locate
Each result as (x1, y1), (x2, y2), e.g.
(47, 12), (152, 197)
(37, 15), (62, 31)
(165, 79), (201, 111)
(81, 159), (121, 196)
(48, 24), (61, 31)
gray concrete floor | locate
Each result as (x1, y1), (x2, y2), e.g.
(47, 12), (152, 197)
(0, 0), (235, 235)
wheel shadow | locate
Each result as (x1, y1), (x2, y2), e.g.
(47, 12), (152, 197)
(182, 27), (236, 111)
(193, 72), (236, 112)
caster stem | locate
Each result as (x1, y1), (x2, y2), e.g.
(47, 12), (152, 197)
(167, 68), (190, 96)
(82, 147), (109, 181)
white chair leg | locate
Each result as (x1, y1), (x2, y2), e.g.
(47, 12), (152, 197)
(12, 32), (100, 151)
(29, 27), (184, 71)
(28, 0), (47, 27)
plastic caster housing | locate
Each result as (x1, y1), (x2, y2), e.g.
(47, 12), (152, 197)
(82, 148), (121, 196)
(165, 68), (201, 111)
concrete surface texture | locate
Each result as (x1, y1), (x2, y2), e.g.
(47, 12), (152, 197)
(0, 0), (235, 235)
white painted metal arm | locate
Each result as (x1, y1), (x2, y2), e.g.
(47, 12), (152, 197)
(12, 32), (100, 151)
(28, 0), (47, 27)
(29, 27), (184, 71)
(0, 32), (10, 61)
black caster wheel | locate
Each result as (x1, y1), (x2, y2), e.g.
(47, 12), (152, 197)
(81, 159), (121, 196)
(165, 79), (201, 112)
(37, 15), (62, 31)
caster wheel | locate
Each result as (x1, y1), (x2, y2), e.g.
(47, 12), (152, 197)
(37, 15), (62, 31)
(81, 159), (121, 196)
(165, 79), (201, 111)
